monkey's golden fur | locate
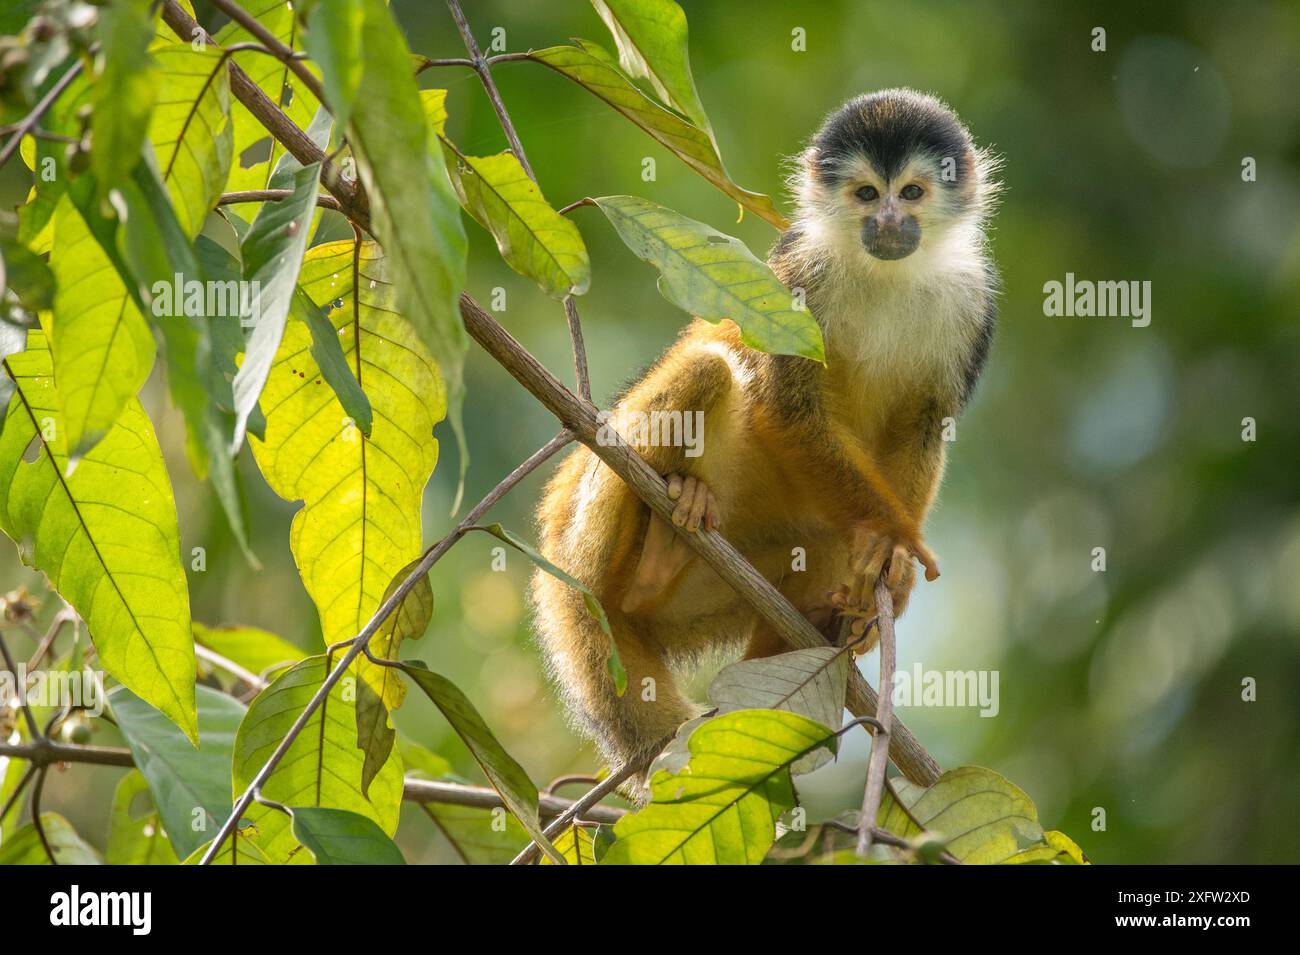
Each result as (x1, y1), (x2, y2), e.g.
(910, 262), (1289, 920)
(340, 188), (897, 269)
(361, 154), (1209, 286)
(531, 89), (999, 778)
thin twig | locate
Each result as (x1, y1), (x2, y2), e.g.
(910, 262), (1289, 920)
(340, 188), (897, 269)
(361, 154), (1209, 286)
(30, 768), (54, 864)
(557, 197), (596, 217)
(0, 59), (84, 170)
(446, 0), (534, 181)
(405, 777), (624, 824)
(511, 759), (643, 866)
(210, 0), (327, 105)
(160, 1), (365, 226)
(198, 431), (573, 864)
(0, 765), (34, 825)
(0, 634), (40, 740)
(856, 572), (897, 857)
(195, 644), (264, 691)
(415, 56), (476, 74)
(25, 609), (76, 670)
(563, 297), (591, 400)
(219, 190), (343, 212)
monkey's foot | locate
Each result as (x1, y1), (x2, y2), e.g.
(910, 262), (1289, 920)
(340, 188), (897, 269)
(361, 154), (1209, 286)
(831, 529), (937, 651)
(620, 475), (720, 614)
(666, 473), (720, 532)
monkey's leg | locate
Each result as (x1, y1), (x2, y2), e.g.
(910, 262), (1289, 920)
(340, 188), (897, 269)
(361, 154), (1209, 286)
(620, 475), (720, 614)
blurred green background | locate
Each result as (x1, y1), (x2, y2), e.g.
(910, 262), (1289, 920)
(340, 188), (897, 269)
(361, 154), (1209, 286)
(2, 0), (1298, 863)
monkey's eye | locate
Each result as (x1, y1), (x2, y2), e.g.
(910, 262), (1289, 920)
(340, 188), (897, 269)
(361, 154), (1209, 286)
(854, 185), (879, 202)
(900, 184), (924, 200)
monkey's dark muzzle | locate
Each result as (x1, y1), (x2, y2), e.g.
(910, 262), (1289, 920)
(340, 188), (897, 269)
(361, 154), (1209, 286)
(861, 215), (920, 260)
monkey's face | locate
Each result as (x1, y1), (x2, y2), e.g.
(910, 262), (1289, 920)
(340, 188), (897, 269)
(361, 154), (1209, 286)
(795, 89), (993, 268)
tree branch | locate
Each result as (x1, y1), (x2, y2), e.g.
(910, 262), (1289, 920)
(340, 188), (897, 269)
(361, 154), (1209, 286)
(458, 292), (943, 788)
(209, 0), (326, 105)
(159, 0), (366, 227)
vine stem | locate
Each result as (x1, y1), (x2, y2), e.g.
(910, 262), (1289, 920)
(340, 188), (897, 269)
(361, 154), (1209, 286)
(0, 59), (83, 170)
(856, 572), (897, 857)
(196, 431), (573, 864)
(446, 0), (591, 400)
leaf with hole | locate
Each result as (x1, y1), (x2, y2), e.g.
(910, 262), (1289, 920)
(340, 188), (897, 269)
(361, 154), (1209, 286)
(248, 240), (442, 651)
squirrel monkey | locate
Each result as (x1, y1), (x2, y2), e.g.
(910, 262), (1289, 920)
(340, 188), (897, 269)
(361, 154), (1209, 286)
(532, 89), (1000, 779)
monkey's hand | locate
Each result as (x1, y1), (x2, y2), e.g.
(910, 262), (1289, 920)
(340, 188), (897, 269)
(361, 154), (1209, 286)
(619, 474), (720, 614)
(831, 528), (938, 650)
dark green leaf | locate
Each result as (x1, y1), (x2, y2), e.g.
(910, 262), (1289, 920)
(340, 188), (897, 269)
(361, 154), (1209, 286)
(290, 806), (405, 864)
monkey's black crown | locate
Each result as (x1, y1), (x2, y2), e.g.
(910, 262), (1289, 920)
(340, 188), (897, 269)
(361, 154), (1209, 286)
(811, 88), (975, 189)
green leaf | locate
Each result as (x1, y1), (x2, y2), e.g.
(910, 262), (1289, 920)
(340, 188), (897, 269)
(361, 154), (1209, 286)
(419, 801), (529, 865)
(16, 73), (92, 250)
(46, 193), (155, 460)
(231, 161), (322, 452)
(877, 766), (1073, 865)
(541, 824), (600, 865)
(149, 42), (234, 239)
(232, 656), (404, 863)
(193, 622), (306, 679)
(471, 522), (625, 695)
(290, 806), (405, 864)
(110, 684), (246, 859)
(0, 333), (197, 742)
(92, 0), (157, 192)
(708, 647), (849, 773)
(0, 322), (26, 432)
(298, 286), (372, 437)
(301, 0), (364, 131)
(248, 240), (442, 650)
(105, 770), (181, 865)
(440, 140), (591, 300)
(182, 826), (271, 865)
(0, 813), (102, 864)
(1, 236), (56, 315)
(345, 0), (467, 503)
(526, 42), (787, 230)
(602, 709), (836, 865)
(594, 195), (824, 361)
(590, 0), (714, 136)
(355, 559), (432, 795)
(217, 0), (321, 195)
(398, 661), (562, 864)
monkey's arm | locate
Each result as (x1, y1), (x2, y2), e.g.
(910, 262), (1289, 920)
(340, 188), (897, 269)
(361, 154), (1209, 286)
(612, 326), (739, 613)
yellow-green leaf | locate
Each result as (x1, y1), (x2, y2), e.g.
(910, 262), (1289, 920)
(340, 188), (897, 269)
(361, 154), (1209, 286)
(249, 240), (442, 648)
(0, 333), (197, 742)
(46, 194), (154, 460)
(602, 709), (837, 865)
(594, 195), (824, 361)
(590, 0), (714, 137)
(217, 1), (321, 194)
(878, 766), (1081, 865)
(232, 656), (404, 863)
(527, 42), (787, 230)
(193, 622), (306, 679)
(0, 813), (102, 865)
(149, 43), (234, 239)
(441, 142), (590, 299)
